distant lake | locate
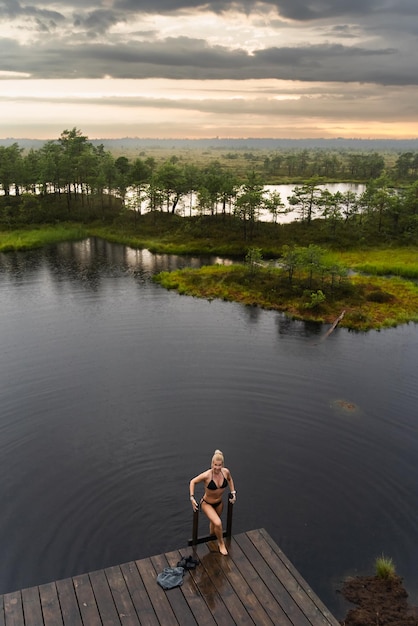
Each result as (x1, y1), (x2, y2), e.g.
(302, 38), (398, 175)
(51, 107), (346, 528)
(127, 182), (367, 222)
(0, 237), (417, 621)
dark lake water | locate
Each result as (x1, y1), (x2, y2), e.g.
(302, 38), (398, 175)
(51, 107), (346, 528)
(1, 238), (417, 618)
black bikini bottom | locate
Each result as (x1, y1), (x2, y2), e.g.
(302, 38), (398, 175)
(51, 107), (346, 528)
(201, 498), (222, 508)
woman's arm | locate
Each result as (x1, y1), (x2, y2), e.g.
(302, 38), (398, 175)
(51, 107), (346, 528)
(225, 468), (236, 503)
(189, 470), (208, 511)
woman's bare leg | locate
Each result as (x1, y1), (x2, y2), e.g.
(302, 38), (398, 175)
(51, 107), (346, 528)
(201, 502), (227, 555)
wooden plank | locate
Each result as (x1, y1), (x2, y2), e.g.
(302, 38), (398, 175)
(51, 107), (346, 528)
(165, 549), (217, 626)
(72, 573), (102, 626)
(235, 532), (312, 626)
(228, 537), (293, 626)
(248, 529), (340, 626)
(151, 554), (197, 625)
(120, 561), (159, 626)
(0, 529), (340, 626)
(105, 565), (141, 626)
(257, 528), (340, 626)
(212, 540), (275, 626)
(39, 582), (64, 626)
(135, 557), (179, 626)
(3, 590), (24, 626)
(89, 569), (121, 626)
(186, 547), (236, 626)
(195, 542), (254, 625)
(21, 586), (43, 626)
(56, 578), (83, 626)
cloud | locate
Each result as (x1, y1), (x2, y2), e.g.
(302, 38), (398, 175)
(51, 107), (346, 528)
(1, 0), (417, 85)
(1, 34), (415, 85)
(1, 0), (65, 21)
(1, 0), (418, 138)
(111, 0), (418, 21)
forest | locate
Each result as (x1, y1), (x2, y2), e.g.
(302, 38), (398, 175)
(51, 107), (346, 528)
(1, 127), (418, 250)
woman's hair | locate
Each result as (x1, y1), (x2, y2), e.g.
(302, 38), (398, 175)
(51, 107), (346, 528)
(212, 449), (224, 465)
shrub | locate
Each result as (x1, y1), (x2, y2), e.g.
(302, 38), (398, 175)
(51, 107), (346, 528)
(367, 289), (394, 303)
(302, 289), (326, 309)
(245, 247), (263, 275)
(375, 554), (396, 579)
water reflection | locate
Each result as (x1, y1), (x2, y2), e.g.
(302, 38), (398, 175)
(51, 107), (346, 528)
(0, 238), (232, 292)
(275, 314), (322, 337)
(127, 182), (366, 223)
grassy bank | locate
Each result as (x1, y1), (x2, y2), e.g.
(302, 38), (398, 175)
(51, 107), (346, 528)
(326, 247), (418, 279)
(88, 222), (249, 257)
(0, 224), (89, 252)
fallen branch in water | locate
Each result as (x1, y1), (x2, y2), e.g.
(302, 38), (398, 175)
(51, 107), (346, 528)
(322, 310), (345, 339)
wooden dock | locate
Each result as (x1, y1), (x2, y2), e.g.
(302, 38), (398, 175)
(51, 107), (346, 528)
(0, 528), (340, 625)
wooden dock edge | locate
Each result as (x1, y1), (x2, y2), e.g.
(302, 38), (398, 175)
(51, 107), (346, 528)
(0, 528), (341, 626)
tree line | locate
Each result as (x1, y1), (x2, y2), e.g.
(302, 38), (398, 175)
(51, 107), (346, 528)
(1, 128), (418, 245)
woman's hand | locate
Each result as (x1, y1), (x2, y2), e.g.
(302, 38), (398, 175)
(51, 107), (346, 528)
(190, 496), (198, 512)
(230, 491), (237, 504)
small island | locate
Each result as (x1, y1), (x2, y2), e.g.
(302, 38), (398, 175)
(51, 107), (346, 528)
(154, 245), (418, 332)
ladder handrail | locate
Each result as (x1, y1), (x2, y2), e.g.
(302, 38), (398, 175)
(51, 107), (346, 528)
(188, 495), (234, 546)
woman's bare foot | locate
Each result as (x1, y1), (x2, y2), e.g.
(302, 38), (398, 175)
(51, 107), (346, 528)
(218, 542), (228, 555)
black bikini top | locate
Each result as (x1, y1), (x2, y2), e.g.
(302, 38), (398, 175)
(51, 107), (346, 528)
(207, 470), (228, 490)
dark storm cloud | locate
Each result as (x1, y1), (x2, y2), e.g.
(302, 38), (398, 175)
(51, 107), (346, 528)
(112, 0), (418, 20)
(4, 0), (417, 22)
(2, 0), (417, 86)
(1, 34), (415, 86)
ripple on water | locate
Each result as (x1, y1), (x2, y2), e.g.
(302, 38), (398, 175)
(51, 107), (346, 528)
(1, 241), (418, 616)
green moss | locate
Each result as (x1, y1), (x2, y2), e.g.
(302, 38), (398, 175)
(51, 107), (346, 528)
(154, 265), (418, 331)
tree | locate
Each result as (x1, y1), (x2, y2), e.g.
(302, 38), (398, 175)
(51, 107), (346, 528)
(320, 190), (343, 235)
(128, 158), (152, 220)
(299, 244), (325, 289)
(0, 143), (24, 196)
(339, 190), (359, 223)
(360, 175), (397, 233)
(200, 162), (223, 215)
(182, 163), (202, 217)
(58, 127), (91, 209)
(196, 187), (213, 217)
(395, 152), (414, 180)
(280, 245), (302, 284)
(263, 190), (287, 223)
(288, 178), (323, 224)
(114, 156), (131, 206)
(234, 171), (265, 240)
(39, 141), (64, 195)
(22, 149), (41, 194)
(219, 170), (238, 216)
(154, 161), (187, 213)
(97, 150), (118, 212)
(245, 247), (263, 275)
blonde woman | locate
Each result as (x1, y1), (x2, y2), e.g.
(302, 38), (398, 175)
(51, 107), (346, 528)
(189, 449), (236, 555)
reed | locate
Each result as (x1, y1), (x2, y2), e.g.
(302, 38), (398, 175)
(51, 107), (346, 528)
(375, 555), (396, 579)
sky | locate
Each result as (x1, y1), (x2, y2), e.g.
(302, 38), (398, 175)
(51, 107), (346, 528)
(1, 0), (418, 140)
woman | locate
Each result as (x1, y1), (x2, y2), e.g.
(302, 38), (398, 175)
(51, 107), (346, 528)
(189, 449), (236, 555)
